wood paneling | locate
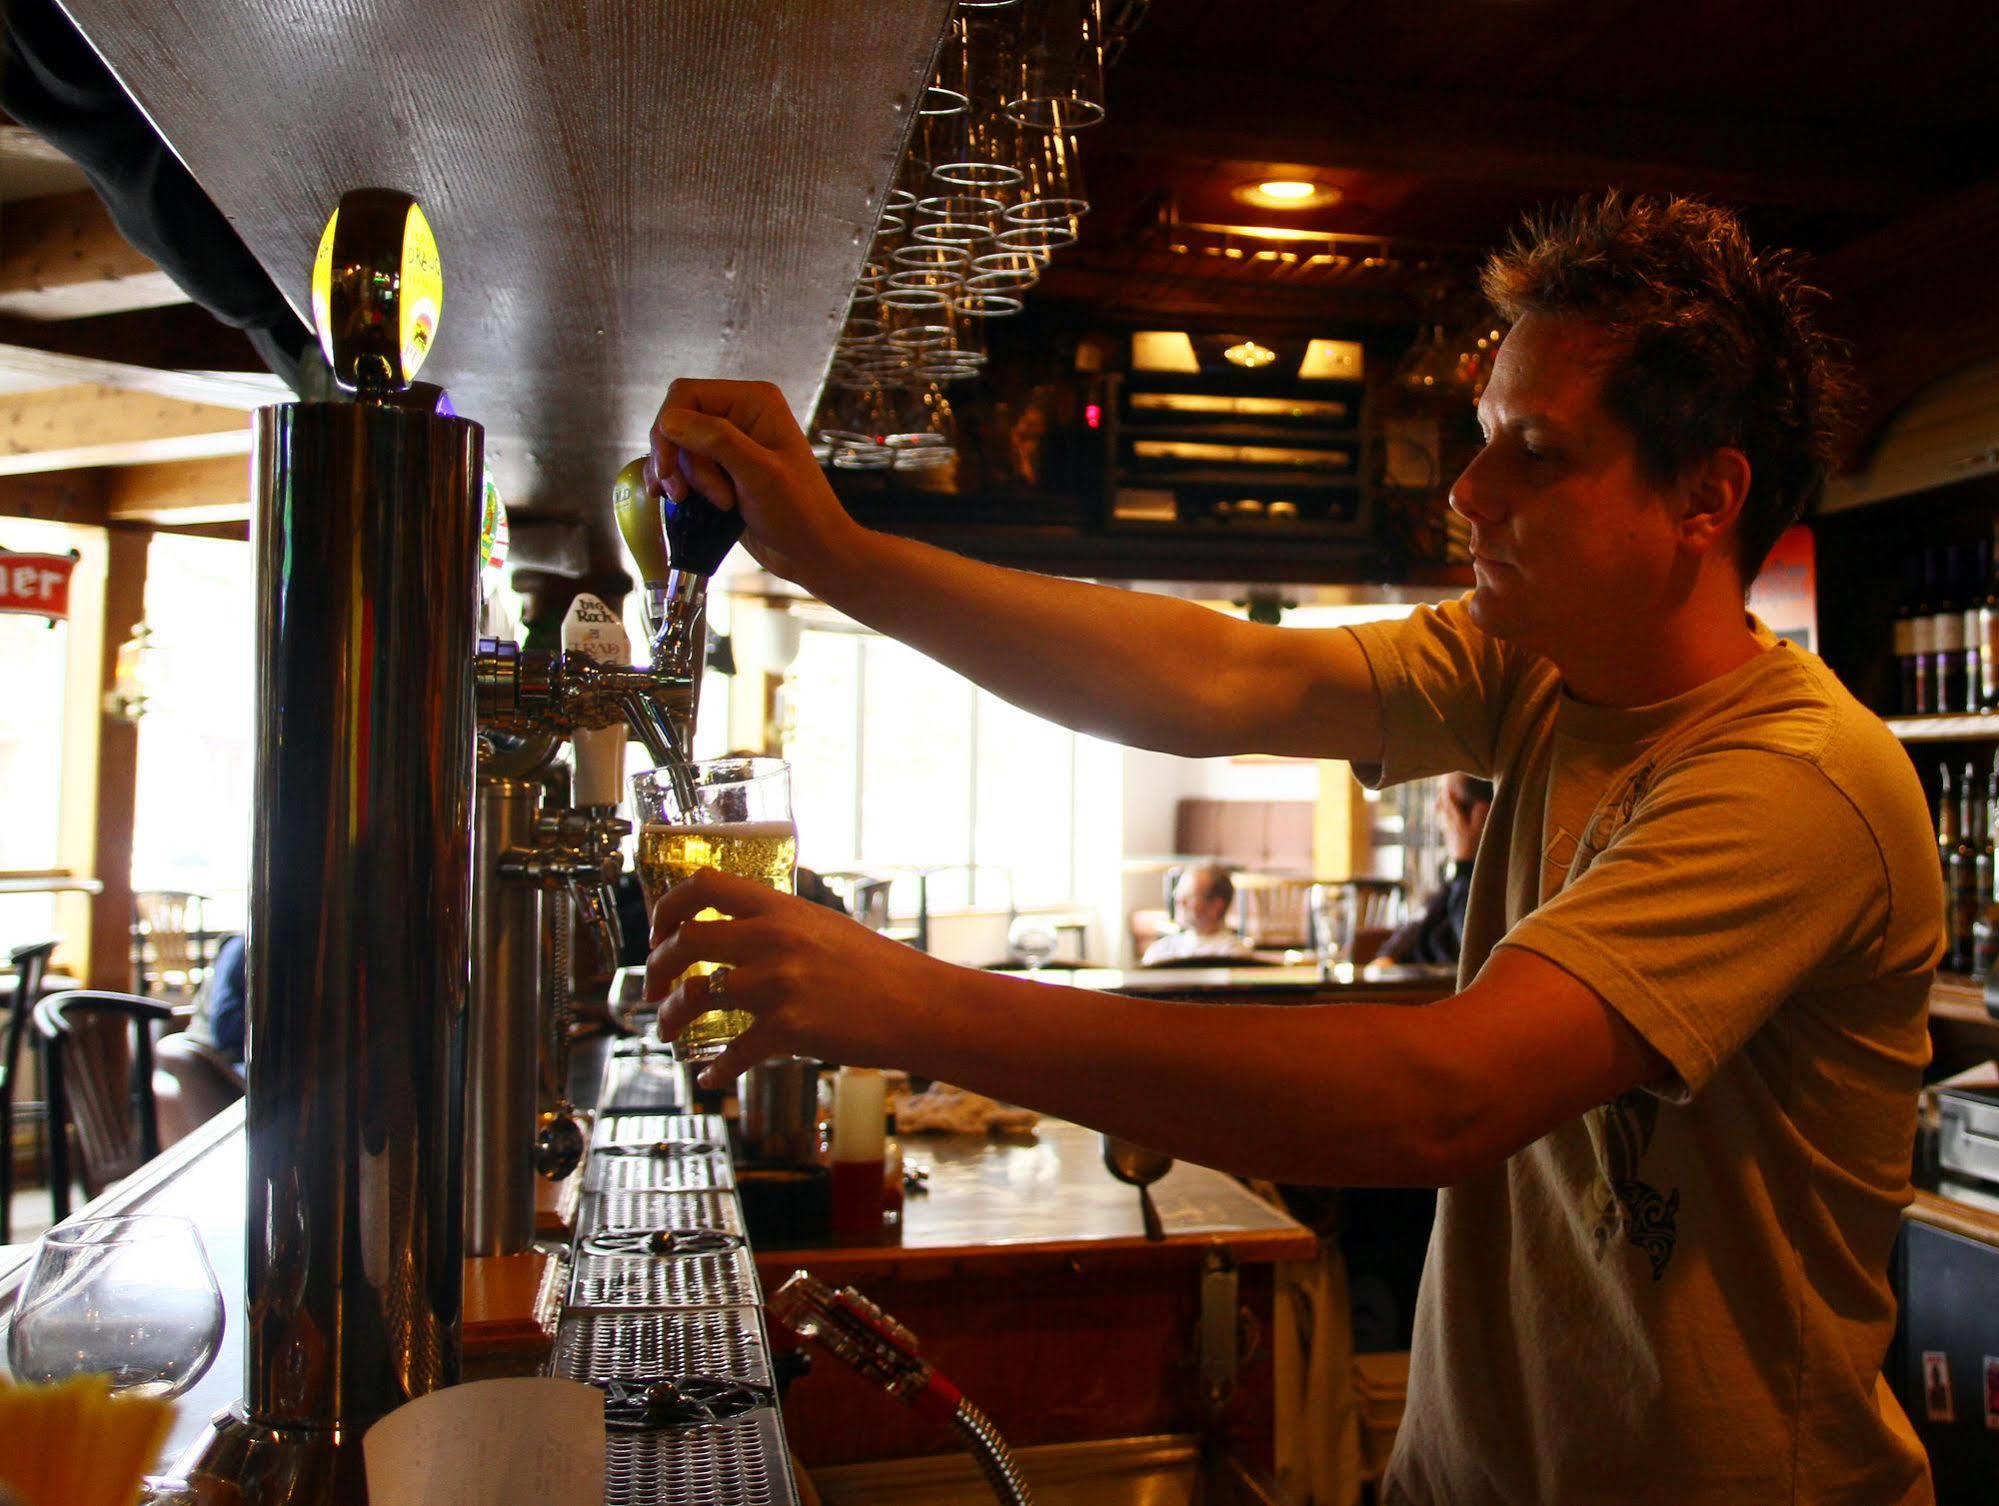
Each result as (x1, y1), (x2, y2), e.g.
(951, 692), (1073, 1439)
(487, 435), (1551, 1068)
(53, 0), (956, 577)
(0, 384), (250, 474)
(101, 454), (250, 525)
(87, 526), (147, 990)
(0, 190), (184, 319)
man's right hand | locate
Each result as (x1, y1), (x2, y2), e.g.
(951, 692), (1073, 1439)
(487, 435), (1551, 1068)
(647, 378), (865, 589)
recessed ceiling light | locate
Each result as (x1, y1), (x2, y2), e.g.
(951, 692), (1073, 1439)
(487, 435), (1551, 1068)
(1223, 340), (1277, 369)
(1233, 178), (1343, 211)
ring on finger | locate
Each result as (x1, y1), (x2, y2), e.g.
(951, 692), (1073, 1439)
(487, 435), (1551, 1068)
(708, 969), (730, 1004)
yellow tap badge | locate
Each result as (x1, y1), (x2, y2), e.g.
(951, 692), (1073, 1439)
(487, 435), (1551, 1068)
(310, 189), (442, 396)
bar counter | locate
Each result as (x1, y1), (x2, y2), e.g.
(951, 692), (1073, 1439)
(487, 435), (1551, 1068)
(997, 957), (1458, 1001)
(3, 1029), (1318, 1492)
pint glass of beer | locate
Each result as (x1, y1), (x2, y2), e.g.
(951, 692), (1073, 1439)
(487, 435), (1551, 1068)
(631, 757), (797, 1062)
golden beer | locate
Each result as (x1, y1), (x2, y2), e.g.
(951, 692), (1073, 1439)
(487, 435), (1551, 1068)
(636, 819), (797, 1060)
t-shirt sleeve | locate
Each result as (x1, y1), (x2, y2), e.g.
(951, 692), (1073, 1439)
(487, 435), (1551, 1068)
(1493, 747), (1892, 1100)
(1343, 596), (1516, 788)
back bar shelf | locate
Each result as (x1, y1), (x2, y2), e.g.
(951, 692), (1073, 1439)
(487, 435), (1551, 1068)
(1884, 713), (1999, 742)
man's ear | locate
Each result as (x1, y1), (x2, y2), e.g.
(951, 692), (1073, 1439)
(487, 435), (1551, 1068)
(1681, 446), (1752, 558)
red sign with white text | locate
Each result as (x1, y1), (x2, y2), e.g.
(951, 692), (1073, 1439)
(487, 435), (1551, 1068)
(0, 552), (77, 621)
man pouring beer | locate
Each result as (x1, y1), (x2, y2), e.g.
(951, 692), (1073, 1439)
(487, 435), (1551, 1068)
(640, 196), (1939, 1504)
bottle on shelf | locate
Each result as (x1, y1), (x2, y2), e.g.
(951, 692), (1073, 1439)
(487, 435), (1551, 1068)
(1933, 544), (1968, 715)
(1979, 530), (1999, 713)
(1978, 752), (1999, 977)
(1953, 760), (1981, 973)
(1912, 548), (1939, 716)
(1937, 762), (1959, 965)
(1966, 538), (1993, 716)
(1893, 555), (1921, 715)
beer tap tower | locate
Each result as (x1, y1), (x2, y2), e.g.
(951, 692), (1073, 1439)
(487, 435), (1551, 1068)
(185, 189), (481, 1503)
(465, 450), (742, 1250)
(187, 187), (748, 1505)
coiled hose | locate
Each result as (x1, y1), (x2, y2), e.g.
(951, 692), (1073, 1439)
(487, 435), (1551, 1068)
(949, 1397), (1034, 1506)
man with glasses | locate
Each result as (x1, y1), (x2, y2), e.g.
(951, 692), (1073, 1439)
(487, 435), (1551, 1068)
(640, 195), (1938, 1504)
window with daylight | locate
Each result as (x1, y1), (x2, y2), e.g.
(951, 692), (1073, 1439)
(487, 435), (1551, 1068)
(783, 626), (1081, 915)
(131, 534), (255, 929)
(0, 518), (104, 951)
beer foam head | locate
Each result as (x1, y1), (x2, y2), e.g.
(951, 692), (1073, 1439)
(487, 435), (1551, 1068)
(641, 820), (796, 839)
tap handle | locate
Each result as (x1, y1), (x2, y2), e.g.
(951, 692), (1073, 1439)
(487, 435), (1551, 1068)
(613, 456), (670, 591)
(662, 481), (745, 577)
(568, 877), (624, 973)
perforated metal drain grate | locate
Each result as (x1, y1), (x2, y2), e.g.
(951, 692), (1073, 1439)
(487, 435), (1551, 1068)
(596, 1139), (723, 1161)
(582, 1189), (743, 1237)
(585, 1150), (734, 1193)
(595, 1112), (722, 1147)
(551, 1309), (773, 1387)
(603, 1413), (796, 1506)
(570, 1246), (760, 1309)
(581, 1226), (744, 1258)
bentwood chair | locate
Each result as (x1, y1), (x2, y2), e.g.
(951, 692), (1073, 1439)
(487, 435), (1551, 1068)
(32, 991), (175, 1222)
(2, 940), (59, 1244)
(131, 889), (210, 1001)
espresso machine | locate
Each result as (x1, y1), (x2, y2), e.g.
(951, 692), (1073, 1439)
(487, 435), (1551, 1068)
(184, 188), (745, 1503)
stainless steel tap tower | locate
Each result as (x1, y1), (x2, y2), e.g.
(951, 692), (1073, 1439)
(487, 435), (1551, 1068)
(185, 190), (478, 1503)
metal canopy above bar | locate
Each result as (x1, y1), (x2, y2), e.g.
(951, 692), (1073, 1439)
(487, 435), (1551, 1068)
(53, 0), (953, 576)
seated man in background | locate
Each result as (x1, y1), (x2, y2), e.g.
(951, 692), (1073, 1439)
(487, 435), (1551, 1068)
(186, 932), (245, 1068)
(1141, 862), (1254, 966)
(1375, 774), (1493, 967)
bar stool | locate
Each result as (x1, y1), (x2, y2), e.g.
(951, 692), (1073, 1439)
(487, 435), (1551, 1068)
(2, 940), (58, 1244)
(32, 990), (174, 1222)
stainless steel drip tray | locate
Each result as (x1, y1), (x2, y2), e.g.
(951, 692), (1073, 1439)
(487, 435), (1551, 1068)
(581, 1190), (745, 1238)
(570, 1245), (762, 1309)
(601, 1055), (693, 1113)
(585, 1147), (736, 1194)
(604, 1411), (798, 1506)
(597, 1112), (728, 1148)
(552, 1308), (775, 1388)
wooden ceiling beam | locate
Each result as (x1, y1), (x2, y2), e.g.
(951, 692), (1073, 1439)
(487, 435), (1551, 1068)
(0, 383), (251, 476)
(0, 341), (283, 407)
(0, 467), (107, 527)
(0, 189), (188, 319)
(0, 305), (270, 373)
(100, 453), (250, 525)
(1104, 66), (1944, 217)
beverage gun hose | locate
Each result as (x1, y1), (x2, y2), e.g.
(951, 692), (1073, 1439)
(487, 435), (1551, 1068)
(768, 1272), (1035, 1506)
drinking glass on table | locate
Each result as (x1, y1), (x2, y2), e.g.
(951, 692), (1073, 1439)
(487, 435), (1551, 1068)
(1308, 883), (1356, 978)
(631, 758), (796, 1063)
(6, 1213), (223, 1398)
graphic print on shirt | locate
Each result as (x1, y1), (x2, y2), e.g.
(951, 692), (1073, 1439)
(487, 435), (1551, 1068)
(1563, 758), (1681, 1280)
(1587, 1090), (1680, 1279)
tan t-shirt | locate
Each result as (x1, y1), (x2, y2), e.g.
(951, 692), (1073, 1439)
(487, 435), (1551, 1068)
(1347, 598), (1939, 1506)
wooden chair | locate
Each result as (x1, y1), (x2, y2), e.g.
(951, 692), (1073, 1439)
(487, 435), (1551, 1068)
(32, 991), (175, 1222)
(1233, 872), (1319, 950)
(153, 1030), (245, 1146)
(2, 940), (59, 1244)
(131, 889), (209, 1000)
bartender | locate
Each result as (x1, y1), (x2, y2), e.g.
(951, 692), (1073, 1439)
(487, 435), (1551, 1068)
(641, 195), (1938, 1504)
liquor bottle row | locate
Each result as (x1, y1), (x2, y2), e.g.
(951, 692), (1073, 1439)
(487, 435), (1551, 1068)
(1938, 753), (1999, 975)
(1893, 538), (1999, 716)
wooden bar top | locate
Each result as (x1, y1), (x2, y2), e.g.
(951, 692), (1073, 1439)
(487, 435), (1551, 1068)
(991, 959), (1457, 1002)
(753, 1115), (1316, 1284)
